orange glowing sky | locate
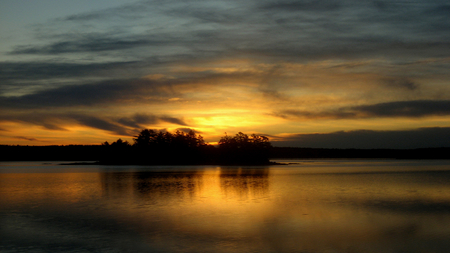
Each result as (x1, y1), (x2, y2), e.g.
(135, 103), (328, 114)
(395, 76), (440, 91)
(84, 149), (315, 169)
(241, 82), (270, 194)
(1, 1), (450, 148)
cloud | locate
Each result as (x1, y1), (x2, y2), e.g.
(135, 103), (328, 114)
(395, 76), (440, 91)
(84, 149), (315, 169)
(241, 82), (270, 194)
(259, 88), (287, 100)
(0, 61), (142, 96)
(0, 78), (177, 109)
(275, 100), (450, 120)
(117, 114), (187, 129)
(259, 0), (341, 12)
(117, 114), (159, 129)
(72, 115), (130, 136)
(160, 117), (188, 126)
(58, 1), (152, 22)
(381, 77), (419, 90)
(10, 36), (168, 55)
(176, 128), (202, 134)
(0, 113), (69, 131)
(0, 111), (188, 136)
(12, 136), (39, 142)
(274, 127), (450, 149)
(272, 110), (350, 120)
(352, 100), (450, 118)
(62, 12), (110, 22)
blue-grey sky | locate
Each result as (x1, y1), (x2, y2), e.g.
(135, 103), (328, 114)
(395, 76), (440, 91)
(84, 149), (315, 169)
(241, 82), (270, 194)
(1, 0), (450, 148)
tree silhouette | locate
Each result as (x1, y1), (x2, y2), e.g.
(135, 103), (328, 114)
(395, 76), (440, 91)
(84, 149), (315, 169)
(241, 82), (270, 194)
(218, 132), (272, 165)
(133, 129), (157, 148)
(101, 130), (271, 165)
(133, 129), (205, 149)
(110, 138), (130, 147)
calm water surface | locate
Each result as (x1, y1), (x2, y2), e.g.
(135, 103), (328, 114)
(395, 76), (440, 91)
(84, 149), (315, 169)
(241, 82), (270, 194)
(1, 160), (450, 253)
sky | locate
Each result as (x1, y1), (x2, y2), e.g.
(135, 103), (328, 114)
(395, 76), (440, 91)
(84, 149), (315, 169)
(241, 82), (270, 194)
(1, 0), (450, 148)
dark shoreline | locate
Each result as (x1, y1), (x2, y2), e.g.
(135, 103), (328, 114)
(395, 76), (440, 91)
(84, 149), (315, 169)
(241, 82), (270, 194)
(1, 146), (449, 162)
(59, 161), (285, 166)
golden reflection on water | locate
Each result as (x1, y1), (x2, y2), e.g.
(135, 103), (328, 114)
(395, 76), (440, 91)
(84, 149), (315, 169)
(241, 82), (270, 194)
(1, 161), (450, 253)
(99, 168), (270, 202)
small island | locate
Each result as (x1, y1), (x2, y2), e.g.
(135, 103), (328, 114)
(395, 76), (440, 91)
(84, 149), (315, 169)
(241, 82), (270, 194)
(98, 130), (273, 165)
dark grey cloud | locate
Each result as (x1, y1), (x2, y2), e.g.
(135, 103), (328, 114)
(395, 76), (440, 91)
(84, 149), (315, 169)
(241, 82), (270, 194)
(176, 128), (202, 134)
(164, 5), (246, 25)
(273, 109), (355, 120)
(260, 0), (341, 12)
(253, 40), (450, 63)
(90, 114), (187, 135)
(117, 114), (159, 129)
(0, 61), (142, 94)
(10, 36), (168, 55)
(59, 1), (152, 22)
(259, 88), (286, 100)
(117, 114), (187, 129)
(0, 65), (274, 110)
(63, 12), (110, 22)
(381, 77), (419, 90)
(0, 61), (135, 78)
(274, 127), (450, 149)
(353, 100), (450, 118)
(160, 117), (188, 126)
(276, 100), (450, 120)
(0, 78), (176, 109)
(73, 115), (130, 136)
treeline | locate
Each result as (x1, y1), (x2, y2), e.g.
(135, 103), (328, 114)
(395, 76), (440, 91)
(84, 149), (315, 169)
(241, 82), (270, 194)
(100, 130), (272, 165)
(0, 130), (272, 165)
(1, 131), (449, 163)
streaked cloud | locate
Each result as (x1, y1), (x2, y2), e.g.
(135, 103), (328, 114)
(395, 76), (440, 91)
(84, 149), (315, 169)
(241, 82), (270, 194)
(353, 100), (450, 118)
(0, 78), (177, 108)
(10, 37), (156, 55)
(381, 77), (419, 91)
(0, 112), (187, 136)
(275, 100), (450, 120)
(12, 136), (40, 142)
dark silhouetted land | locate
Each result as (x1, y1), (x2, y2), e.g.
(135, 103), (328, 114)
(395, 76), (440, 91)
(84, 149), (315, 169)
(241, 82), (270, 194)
(0, 130), (273, 165)
(1, 130), (448, 164)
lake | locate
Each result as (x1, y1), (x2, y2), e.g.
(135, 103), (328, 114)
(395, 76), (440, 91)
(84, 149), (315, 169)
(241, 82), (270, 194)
(1, 160), (450, 253)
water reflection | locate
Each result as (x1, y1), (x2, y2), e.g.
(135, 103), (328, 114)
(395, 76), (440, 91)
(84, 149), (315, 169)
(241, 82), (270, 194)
(219, 168), (269, 200)
(101, 171), (204, 201)
(100, 168), (270, 202)
(2, 161), (450, 253)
